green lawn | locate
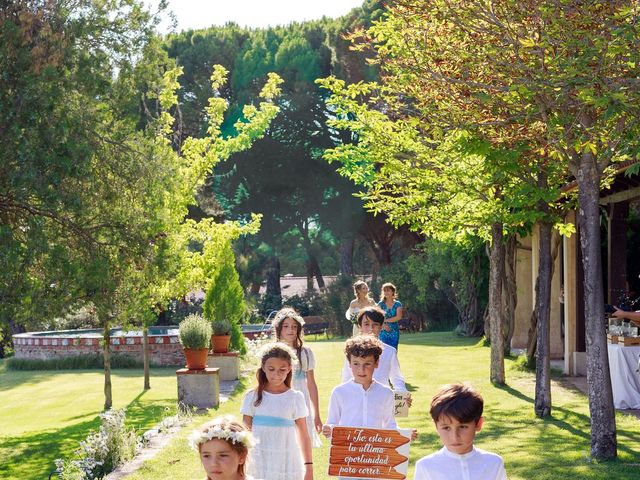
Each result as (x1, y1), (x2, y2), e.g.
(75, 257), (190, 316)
(125, 333), (639, 480)
(2, 333), (639, 479)
(0, 362), (179, 480)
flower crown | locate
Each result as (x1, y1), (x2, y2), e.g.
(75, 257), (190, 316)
(272, 308), (305, 329)
(188, 426), (257, 451)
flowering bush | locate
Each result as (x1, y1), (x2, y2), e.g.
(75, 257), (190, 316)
(55, 409), (137, 479)
(242, 332), (273, 371)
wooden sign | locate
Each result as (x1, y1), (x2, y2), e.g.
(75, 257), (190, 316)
(394, 391), (410, 418)
(328, 427), (412, 479)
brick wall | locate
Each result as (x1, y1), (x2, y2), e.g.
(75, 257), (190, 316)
(13, 334), (185, 366)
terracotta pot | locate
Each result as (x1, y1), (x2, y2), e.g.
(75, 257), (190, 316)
(183, 348), (209, 370)
(211, 334), (231, 353)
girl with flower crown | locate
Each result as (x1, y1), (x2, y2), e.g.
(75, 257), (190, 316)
(241, 342), (314, 480)
(188, 415), (257, 480)
(272, 307), (323, 449)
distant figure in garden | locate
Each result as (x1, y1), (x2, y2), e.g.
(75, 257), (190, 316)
(188, 415), (258, 480)
(413, 383), (507, 480)
(377, 282), (403, 350)
(341, 307), (409, 398)
(241, 343), (313, 480)
(345, 280), (376, 336)
(272, 307), (323, 448)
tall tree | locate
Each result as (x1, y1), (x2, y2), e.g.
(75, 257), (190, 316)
(322, 0), (640, 459)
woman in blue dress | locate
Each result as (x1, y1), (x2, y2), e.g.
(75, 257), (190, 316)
(377, 282), (403, 350)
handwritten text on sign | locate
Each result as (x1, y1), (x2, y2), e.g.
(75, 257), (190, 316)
(328, 427), (412, 479)
(394, 392), (410, 418)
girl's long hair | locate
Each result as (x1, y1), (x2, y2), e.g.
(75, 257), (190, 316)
(273, 307), (305, 363)
(254, 342), (296, 406)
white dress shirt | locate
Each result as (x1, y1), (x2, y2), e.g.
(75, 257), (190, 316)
(413, 446), (508, 480)
(341, 343), (407, 392)
(326, 379), (397, 429)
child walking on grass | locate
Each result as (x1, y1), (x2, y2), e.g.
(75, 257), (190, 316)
(272, 307), (323, 448)
(413, 383), (507, 480)
(241, 342), (314, 480)
(189, 415), (257, 480)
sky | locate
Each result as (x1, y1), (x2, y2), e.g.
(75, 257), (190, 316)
(150, 0), (366, 32)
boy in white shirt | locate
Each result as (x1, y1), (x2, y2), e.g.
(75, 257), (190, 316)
(324, 335), (397, 480)
(341, 306), (409, 396)
(414, 383), (507, 480)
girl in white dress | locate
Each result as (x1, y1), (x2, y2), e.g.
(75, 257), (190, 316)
(241, 342), (314, 480)
(272, 307), (323, 448)
(188, 415), (258, 480)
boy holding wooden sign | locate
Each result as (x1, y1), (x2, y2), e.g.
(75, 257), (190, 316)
(413, 383), (507, 480)
(324, 335), (416, 479)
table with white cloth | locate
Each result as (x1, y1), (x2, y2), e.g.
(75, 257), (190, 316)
(607, 342), (640, 409)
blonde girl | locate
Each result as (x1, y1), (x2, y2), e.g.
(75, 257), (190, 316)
(345, 280), (376, 336)
(272, 307), (323, 448)
(377, 282), (403, 350)
(241, 343), (314, 480)
(188, 415), (256, 480)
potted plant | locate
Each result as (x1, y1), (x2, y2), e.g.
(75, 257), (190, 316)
(211, 318), (232, 353)
(178, 314), (212, 370)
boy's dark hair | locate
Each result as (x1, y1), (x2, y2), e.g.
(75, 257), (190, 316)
(430, 383), (484, 424)
(344, 335), (383, 361)
(356, 306), (385, 326)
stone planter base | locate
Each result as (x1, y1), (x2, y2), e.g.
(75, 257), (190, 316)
(176, 367), (220, 410)
(207, 351), (240, 381)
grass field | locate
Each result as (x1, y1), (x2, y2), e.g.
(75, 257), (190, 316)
(0, 363), (179, 480)
(2, 332), (639, 479)
(126, 333), (640, 480)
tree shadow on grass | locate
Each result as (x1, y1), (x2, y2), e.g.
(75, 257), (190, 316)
(0, 418), (101, 480)
(487, 382), (640, 479)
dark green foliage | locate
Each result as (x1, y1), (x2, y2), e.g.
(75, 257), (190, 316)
(202, 243), (247, 354)
(318, 275), (355, 336)
(376, 239), (488, 335)
(282, 292), (326, 317)
(163, 6), (384, 285)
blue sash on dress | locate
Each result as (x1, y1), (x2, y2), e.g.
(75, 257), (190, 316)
(252, 415), (295, 427)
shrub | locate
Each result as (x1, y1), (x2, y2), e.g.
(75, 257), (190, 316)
(212, 318), (232, 335)
(319, 275), (354, 336)
(178, 314), (212, 350)
(55, 409), (137, 479)
(203, 242), (247, 354)
(7, 354), (142, 371)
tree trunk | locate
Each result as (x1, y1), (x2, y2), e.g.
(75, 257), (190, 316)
(488, 222), (505, 385)
(143, 325), (150, 390)
(535, 220), (553, 417)
(103, 322), (113, 410)
(339, 237), (355, 277)
(575, 152), (617, 459)
(265, 255), (281, 297)
(311, 255), (325, 289)
(503, 234), (517, 354)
